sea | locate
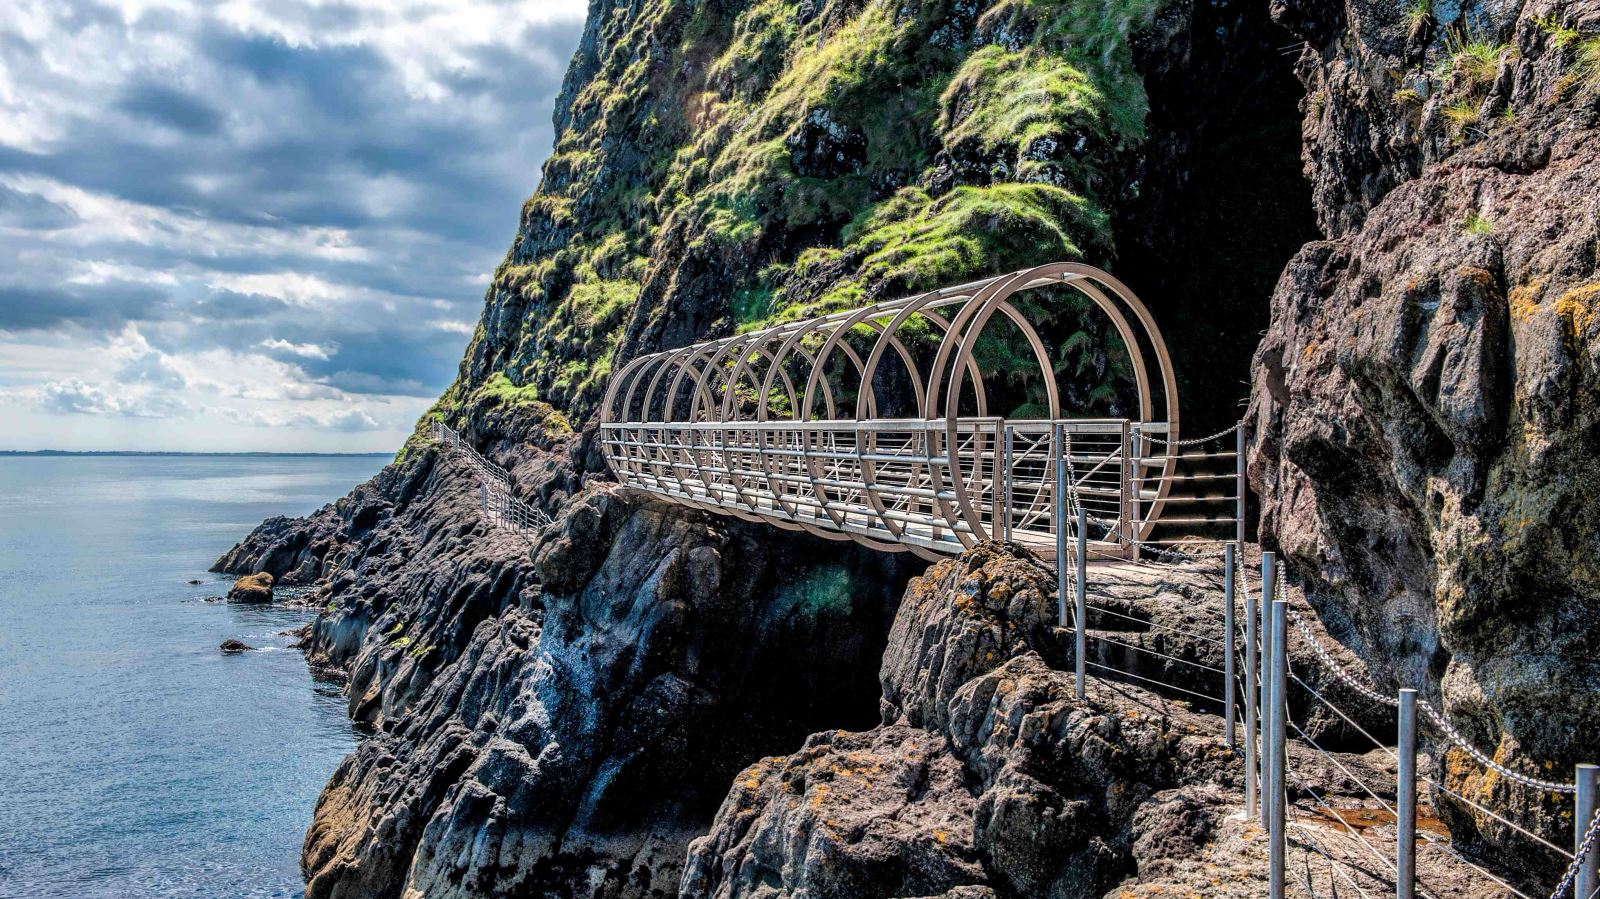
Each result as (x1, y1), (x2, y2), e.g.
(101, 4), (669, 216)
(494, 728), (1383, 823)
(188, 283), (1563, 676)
(0, 454), (388, 898)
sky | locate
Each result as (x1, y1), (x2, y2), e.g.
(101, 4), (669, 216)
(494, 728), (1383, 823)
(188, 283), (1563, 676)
(0, 0), (588, 452)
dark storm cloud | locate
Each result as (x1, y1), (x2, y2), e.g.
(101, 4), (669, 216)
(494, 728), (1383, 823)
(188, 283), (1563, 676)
(191, 290), (290, 321)
(0, 1), (585, 408)
(0, 184), (78, 229)
(0, 282), (170, 333)
(116, 80), (225, 135)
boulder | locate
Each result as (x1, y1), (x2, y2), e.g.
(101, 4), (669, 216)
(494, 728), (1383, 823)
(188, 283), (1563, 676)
(220, 639), (254, 653)
(227, 572), (274, 604)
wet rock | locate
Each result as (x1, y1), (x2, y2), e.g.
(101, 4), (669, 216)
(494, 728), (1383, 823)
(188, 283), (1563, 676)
(220, 639), (254, 653)
(226, 572), (274, 604)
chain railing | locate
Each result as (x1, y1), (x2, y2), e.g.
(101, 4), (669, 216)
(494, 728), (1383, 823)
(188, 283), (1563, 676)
(1053, 479), (1596, 899)
(1551, 808), (1600, 899)
(1221, 550), (1594, 898)
(433, 420), (552, 535)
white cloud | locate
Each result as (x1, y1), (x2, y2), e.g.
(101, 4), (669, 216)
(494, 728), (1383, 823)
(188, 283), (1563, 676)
(219, 404), (384, 432)
(260, 337), (336, 360)
(37, 377), (193, 418)
(0, 0), (585, 450)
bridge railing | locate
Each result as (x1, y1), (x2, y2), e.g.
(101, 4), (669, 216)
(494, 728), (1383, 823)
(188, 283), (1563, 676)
(1059, 542), (1600, 899)
(601, 416), (1226, 559)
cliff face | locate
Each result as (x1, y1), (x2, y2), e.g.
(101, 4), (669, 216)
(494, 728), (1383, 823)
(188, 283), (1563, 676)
(1246, 0), (1600, 862)
(441, 0), (1312, 432)
(209, 0), (1600, 894)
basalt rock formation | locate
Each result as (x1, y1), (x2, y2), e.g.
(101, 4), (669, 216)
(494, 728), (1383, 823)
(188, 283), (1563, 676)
(1246, 0), (1600, 870)
(214, 0), (1600, 894)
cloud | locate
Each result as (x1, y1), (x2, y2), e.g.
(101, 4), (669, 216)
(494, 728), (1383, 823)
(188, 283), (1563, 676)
(0, 183), (78, 229)
(116, 80), (225, 136)
(0, 282), (171, 333)
(38, 377), (192, 418)
(260, 337), (336, 360)
(220, 405), (384, 431)
(0, 0), (588, 449)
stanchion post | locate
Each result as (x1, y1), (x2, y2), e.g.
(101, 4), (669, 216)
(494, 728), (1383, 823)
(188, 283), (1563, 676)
(991, 419), (1005, 542)
(1055, 424), (1068, 629)
(1397, 689), (1418, 899)
(1235, 421), (1246, 548)
(1244, 546), (1259, 818)
(1578, 763), (1599, 899)
(1120, 420), (1138, 561)
(1224, 542), (1237, 745)
(1269, 598), (1288, 899)
(1076, 504), (1088, 700)
(1260, 551), (1277, 827)
(1002, 425), (1014, 542)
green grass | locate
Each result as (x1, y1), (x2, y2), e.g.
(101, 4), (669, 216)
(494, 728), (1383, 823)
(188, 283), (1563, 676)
(1442, 99), (1481, 133)
(476, 371), (544, 408)
(939, 46), (1114, 181)
(1462, 213), (1495, 236)
(1535, 14), (1581, 48)
(805, 182), (1105, 311)
(1579, 35), (1600, 85)
(1445, 27), (1514, 86)
(1404, 0), (1432, 37)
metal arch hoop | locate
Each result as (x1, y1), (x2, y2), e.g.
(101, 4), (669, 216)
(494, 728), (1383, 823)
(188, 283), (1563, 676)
(934, 264), (1178, 544)
(597, 262), (1180, 556)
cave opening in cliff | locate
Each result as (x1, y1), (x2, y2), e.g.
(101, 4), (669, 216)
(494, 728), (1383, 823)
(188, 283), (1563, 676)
(1116, 0), (1318, 436)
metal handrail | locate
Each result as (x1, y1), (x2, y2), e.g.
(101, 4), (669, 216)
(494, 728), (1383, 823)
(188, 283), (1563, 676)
(433, 421), (552, 534)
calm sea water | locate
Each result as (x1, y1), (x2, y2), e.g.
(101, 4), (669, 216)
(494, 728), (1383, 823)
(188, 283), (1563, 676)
(0, 455), (387, 898)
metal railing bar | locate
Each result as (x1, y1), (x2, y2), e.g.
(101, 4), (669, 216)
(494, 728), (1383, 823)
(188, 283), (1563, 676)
(1421, 777), (1574, 860)
(1286, 718), (1400, 819)
(1088, 632), (1229, 675)
(1288, 672), (1401, 762)
(1288, 822), (1381, 899)
(1083, 660), (1221, 705)
(1084, 603), (1228, 647)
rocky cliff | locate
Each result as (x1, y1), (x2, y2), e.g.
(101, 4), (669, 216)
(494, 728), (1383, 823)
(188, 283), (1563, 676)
(1246, 0), (1600, 868)
(212, 0), (1600, 895)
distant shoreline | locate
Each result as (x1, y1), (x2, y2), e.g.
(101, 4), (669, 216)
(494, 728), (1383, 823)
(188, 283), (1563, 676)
(0, 450), (392, 458)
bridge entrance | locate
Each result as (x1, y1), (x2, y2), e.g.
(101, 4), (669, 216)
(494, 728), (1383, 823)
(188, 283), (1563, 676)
(598, 263), (1239, 561)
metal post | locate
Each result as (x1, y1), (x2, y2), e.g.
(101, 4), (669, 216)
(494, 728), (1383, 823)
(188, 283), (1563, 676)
(1055, 424), (1068, 629)
(1578, 764), (1599, 899)
(1397, 689), (1418, 899)
(1259, 551), (1277, 827)
(1244, 546), (1259, 818)
(1224, 542), (1237, 745)
(1269, 599), (1288, 899)
(1128, 423), (1142, 562)
(991, 419), (1005, 541)
(1002, 425), (1014, 542)
(1120, 419), (1136, 559)
(1076, 505), (1088, 700)
(1235, 420), (1246, 548)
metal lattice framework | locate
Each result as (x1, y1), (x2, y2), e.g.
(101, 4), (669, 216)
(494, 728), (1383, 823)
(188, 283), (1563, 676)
(598, 263), (1184, 561)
